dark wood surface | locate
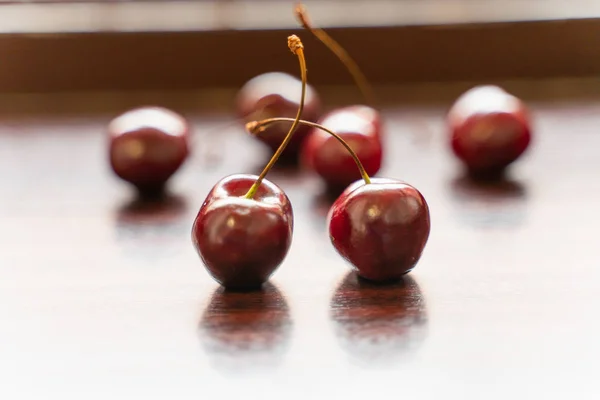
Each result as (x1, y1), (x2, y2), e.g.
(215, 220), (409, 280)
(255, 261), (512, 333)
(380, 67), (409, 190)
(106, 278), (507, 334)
(1, 83), (600, 399)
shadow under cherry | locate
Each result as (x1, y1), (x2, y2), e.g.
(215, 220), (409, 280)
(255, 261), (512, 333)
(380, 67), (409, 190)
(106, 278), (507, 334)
(198, 283), (292, 373)
(448, 173), (529, 229)
(112, 192), (190, 262)
(330, 272), (428, 367)
(115, 191), (188, 225)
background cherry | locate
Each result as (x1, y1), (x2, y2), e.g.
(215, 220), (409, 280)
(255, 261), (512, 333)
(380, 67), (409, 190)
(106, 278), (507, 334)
(448, 85), (532, 179)
(108, 106), (190, 196)
(302, 105), (383, 190)
(191, 174), (293, 290)
(328, 178), (431, 282)
(236, 71), (321, 160)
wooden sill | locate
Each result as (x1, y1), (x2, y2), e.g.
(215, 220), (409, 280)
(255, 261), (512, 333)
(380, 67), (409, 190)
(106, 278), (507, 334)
(0, 0), (599, 92)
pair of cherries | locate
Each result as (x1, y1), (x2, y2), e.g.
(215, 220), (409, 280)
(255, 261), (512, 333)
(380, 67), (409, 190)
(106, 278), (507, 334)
(190, 34), (431, 290)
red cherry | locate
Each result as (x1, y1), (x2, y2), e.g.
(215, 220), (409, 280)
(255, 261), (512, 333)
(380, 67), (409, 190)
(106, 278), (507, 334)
(193, 35), (307, 290)
(192, 174), (293, 290)
(328, 178), (430, 282)
(108, 106), (190, 195)
(236, 72), (321, 158)
(302, 105), (383, 189)
(448, 85), (532, 178)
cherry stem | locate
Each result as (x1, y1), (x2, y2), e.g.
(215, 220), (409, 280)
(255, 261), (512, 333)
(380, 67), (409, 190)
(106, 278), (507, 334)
(244, 35), (307, 199)
(295, 2), (377, 108)
(246, 118), (371, 185)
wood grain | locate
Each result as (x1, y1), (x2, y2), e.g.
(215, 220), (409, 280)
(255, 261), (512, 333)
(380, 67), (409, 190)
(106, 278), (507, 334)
(1, 85), (600, 399)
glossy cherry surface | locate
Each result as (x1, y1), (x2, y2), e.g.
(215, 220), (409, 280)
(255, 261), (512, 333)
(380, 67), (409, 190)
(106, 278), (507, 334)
(328, 178), (430, 282)
(448, 85), (532, 178)
(302, 105), (382, 189)
(236, 72), (321, 158)
(109, 106), (190, 195)
(192, 174), (293, 290)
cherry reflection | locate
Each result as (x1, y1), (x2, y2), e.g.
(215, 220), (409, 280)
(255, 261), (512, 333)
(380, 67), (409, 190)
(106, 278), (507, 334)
(330, 272), (428, 366)
(448, 174), (528, 229)
(113, 192), (189, 261)
(198, 283), (292, 373)
(116, 192), (187, 224)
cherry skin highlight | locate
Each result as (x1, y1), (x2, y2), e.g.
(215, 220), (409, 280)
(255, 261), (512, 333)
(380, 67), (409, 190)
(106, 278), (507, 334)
(236, 72), (321, 158)
(448, 85), (532, 179)
(192, 174), (293, 290)
(302, 105), (382, 189)
(328, 178), (430, 282)
(108, 106), (190, 195)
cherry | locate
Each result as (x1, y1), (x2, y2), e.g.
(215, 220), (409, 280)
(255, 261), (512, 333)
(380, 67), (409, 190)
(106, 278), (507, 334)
(236, 71), (321, 158)
(328, 178), (430, 282)
(192, 35), (307, 290)
(191, 174), (293, 289)
(108, 106), (190, 196)
(448, 85), (532, 179)
(301, 105), (382, 189)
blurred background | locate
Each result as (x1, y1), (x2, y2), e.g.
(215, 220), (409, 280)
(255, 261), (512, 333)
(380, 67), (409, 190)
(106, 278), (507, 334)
(0, 0), (599, 98)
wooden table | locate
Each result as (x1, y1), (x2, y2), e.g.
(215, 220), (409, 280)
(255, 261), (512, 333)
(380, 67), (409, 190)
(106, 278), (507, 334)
(1, 82), (599, 399)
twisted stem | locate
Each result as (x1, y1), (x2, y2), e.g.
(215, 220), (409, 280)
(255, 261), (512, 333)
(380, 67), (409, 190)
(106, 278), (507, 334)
(246, 117), (371, 184)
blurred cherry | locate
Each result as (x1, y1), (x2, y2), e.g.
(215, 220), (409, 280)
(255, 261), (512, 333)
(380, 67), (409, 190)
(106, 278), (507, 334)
(448, 85), (532, 180)
(236, 72), (321, 160)
(108, 106), (190, 196)
(302, 105), (382, 190)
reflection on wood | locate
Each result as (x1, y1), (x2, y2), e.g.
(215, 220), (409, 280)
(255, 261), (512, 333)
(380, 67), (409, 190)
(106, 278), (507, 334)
(330, 272), (427, 366)
(113, 193), (191, 262)
(447, 175), (528, 229)
(198, 283), (292, 372)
